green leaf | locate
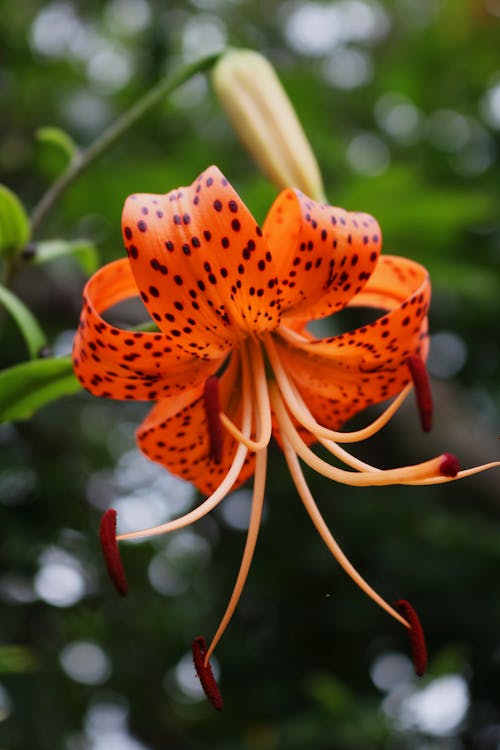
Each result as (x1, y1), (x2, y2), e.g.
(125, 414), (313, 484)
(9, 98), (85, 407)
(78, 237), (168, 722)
(0, 356), (81, 422)
(0, 646), (36, 674)
(36, 126), (79, 164)
(31, 239), (99, 276)
(0, 185), (30, 256)
(0, 284), (47, 359)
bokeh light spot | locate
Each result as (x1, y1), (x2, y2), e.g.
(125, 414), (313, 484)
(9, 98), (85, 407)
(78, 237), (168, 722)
(428, 331), (467, 379)
(60, 641), (111, 685)
(346, 132), (390, 175)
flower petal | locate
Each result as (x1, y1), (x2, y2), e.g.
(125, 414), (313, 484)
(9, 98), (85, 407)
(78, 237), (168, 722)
(121, 166), (281, 347)
(262, 189), (381, 319)
(349, 254), (430, 313)
(274, 255), (430, 419)
(73, 259), (224, 400)
(137, 353), (255, 495)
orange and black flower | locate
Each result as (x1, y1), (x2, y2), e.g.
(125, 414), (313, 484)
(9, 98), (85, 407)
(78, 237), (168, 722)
(73, 165), (497, 709)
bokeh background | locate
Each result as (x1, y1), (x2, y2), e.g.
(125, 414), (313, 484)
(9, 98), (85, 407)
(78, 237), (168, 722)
(1, 0), (500, 748)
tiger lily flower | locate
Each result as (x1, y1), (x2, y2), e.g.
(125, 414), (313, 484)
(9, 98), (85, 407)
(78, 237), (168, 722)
(73, 165), (498, 709)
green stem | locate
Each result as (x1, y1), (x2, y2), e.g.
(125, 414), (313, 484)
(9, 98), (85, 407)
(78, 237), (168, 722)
(30, 52), (222, 236)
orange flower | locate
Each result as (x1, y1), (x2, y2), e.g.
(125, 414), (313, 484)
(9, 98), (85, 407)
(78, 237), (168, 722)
(73, 165), (497, 708)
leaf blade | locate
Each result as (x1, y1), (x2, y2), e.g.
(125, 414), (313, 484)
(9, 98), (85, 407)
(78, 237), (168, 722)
(0, 284), (47, 359)
(0, 356), (82, 422)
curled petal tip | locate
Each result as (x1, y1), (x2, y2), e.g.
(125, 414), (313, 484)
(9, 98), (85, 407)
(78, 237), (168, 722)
(99, 509), (128, 596)
(439, 452), (460, 478)
(192, 636), (224, 711)
(396, 599), (428, 677)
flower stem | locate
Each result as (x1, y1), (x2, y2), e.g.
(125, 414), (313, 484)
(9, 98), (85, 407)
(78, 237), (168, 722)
(30, 52), (223, 236)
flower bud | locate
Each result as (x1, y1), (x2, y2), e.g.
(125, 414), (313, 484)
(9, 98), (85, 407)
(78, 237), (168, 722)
(212, 49), (326, 202)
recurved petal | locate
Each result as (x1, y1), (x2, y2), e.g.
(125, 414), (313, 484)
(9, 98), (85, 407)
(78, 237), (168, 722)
(262, 189), (381, 319)
(274, 255), (430, 417)
(72, 259), (225, 400)
(349, 254), (430, 313)
(122, 166), (281, 347)
(137, 353), (256, 496)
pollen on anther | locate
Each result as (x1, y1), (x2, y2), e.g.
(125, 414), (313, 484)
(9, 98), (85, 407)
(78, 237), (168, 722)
(406, 355), (433, 432)
(203, 376), (223, 465)
(439, 452), (460, 477)
(99, 509), (128, 596)
(396, 599), (428, 676)
(192, 636), (224, 711)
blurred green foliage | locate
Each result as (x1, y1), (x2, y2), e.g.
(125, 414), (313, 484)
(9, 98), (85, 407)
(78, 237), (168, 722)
(0, 0), (499, 749)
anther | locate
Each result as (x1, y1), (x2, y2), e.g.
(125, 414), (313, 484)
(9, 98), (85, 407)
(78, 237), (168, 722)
(204, 376), (223, 464)
(99, 509), (128, 596)
(192, 636), (224, 711)
(406, 355), (433, 432)
(439, 452), (460, 477)
(396, 599), (427, 677)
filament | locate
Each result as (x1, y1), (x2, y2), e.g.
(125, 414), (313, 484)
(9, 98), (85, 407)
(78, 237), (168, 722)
(219, 340), (272, 451)
(280, 434), (409, 628)
(116, 367), (253, 542)
(405, 460), (500, 485)
(270, 382), (456, 486)
(204, 441), (267, 664)
(264, 334), (413, 444)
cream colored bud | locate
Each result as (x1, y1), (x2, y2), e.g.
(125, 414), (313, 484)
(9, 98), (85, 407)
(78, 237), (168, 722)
(212, 49), (326, 202)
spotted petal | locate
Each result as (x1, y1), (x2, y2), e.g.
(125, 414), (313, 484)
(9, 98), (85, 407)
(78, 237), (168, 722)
(274, 255), (430, 418)
(122, 165), (281, 352)
(73, 259), (224, 400)
(137, 353), (255, 495)
(263, 189), (381, 319)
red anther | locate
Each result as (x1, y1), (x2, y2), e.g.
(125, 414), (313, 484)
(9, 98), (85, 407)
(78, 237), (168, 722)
(99, 509), (128, 596)
(406, 355), (433, 433)
(439, 452), (460, 477)
(192, 636), (224, 711)
(396, 599), (428, 677)
(204, 376), (223, 465)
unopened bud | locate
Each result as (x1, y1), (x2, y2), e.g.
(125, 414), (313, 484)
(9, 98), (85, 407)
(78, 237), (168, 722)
(213, 49), (326, 201)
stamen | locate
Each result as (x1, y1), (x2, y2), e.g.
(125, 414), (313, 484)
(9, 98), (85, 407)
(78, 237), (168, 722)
(270, 382), (459, 487)
(220, 412), (267, 451)
(407, 459), (500, 485)
(264, 334), (412, 444)
(407, 355), (433, 433)
(219, 340), (273, 452)
(192, 636), (224, 711)
(281, 435), (409, 628)
(116, 433), (250, 542)
(99, 509), (128, 596)
(204, 376), (223, 464)
(439, 452), (460, 477)
(204, 448), (267, 663)
(117, 368), (254, 542)
(396, 599), (428, 676)
(247, 338), (273, 448)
